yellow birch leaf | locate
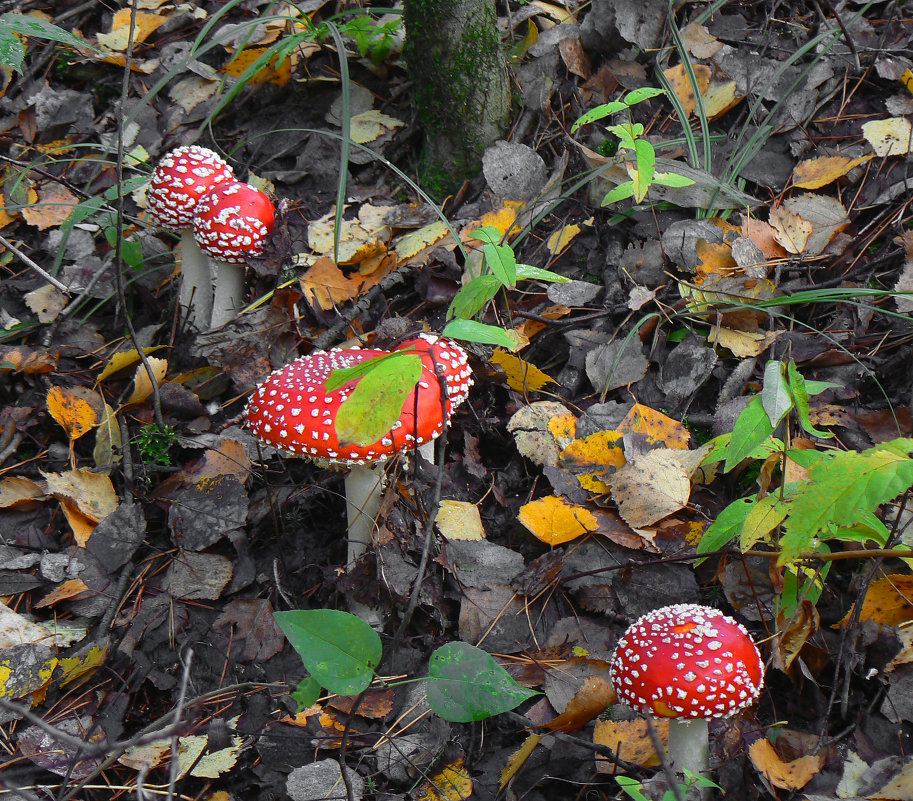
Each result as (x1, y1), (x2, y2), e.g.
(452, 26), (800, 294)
(24, 284), (68, 323)
(837, 575), (913, 628)
(708, 326), (780, 358)
(703, 80), (742, 119)
(96, 8), (167, 49)
(616, 404), (691, 449)
(517, 495), (598, 545)
(594, 718), (669, 772)
(769, 204), (813, 254)
(59, 642), (108, 687)
(350, 110), (405, 144)
(35, 579), (90, 608)
(394, 221), (451, 262)
(299, 256), (365, 310)
(126, 357), (168, 406)
(862, 117), (913, 157)
(490, 349), (557, 391)
(546, 413), (577, 446)
(499, 733), (543, 790)
(749, 738), (822, 790)
(547, 224), (581, 257)
(791, 154), (872, 189)
(559, 430), (626, 473)
(20, 183), (80, 230)
(97, 346), (165, 382)
(59, 498), (96, 547)
(221, 47), (295, 86)
(662, 64), (711, 116)
(414, 757), (473, 801)
(43, 468), (118, 522)
(47, 386), (98, 441)
(0, 476), (44, 508)
(435, 500), (486, 541)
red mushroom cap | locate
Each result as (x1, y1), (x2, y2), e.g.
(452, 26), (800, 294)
(395, 333), (473, 408)
(245, 341), (470, 465)
(192, 181), (275, 263)
(147, 146), (235, 230)
(611, 604), (764, 720)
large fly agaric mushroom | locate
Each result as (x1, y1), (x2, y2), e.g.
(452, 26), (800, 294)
(610, 604), (764, 788)
(192, 180), (275, 329)
(147, 146), (236, 329)
(244, 334), (472, 570)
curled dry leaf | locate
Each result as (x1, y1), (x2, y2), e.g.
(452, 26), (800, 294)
(749, 737), (823, 790)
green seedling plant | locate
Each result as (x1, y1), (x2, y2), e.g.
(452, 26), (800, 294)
(617, 771), (722, 801)
(274, 609), (538, 721)
(697, 360), (913, 617)
(332, 12), (403, 66)
(134, 423), (177, 466)
(571, 88), (695, 205)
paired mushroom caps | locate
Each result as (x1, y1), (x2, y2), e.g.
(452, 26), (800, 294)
(147, 146), (275, 261)
(244, 333), (473, 466)
(611, 603), (764, 721)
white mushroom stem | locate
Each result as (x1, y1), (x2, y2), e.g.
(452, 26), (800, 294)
(178, 229), (213, 330)
(667, 718), (710, 794)
(209, 261), (246, 329)
(345, 463), (384, 569)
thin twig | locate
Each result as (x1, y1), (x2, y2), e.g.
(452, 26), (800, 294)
(0, 233), (70, 292)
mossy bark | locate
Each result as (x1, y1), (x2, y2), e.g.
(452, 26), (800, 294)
(404, 0), (511, 198)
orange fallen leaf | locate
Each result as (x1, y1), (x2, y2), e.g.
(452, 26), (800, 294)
(47, 386), (98, 442)
(662, 64), (711, 116)
(617, 404), (691, 449)
(791, 153), (872, 189)
(594, 718), (670, 772)
(299, 256), (365, 310)
(518, 495), (598, 545)
(534, 675), (616, 732)
(490, 349), (556, 392)
(749, 738), (822, 790)
(35, 579), (90, 608)
(837, 575), (913, 628)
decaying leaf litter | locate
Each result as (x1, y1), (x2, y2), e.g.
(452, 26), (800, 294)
(0, 0), (912, 799)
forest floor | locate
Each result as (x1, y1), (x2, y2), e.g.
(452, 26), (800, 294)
(1, 0), (913, 799)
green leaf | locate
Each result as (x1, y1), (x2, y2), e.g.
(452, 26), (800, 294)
(607, 122), (642, 151)
(469, 226), (503, 245)
(616, 776), (652, 801)
(623, 87), (666, 106)
(0, 27), (25, 72)
(442, 319), (524, 351)
(723, 396), (774, 472)
(515, 264), (570, 283)
(779, 438), (913, 564)
(324, 350), (416, 392)
(0, 12), (105, 55)
(788, 360), (832, 438)
(571, 101), (628, 132)
(447, 275), (502, 320)
(631, 139), (656, 203)
(291, 675), (322, 711)
(334, 354), (424, 446)
(804, 379), (841, 396)
(827, 510), (890, 546)
(741, 494), (788, 551)
(427, 642), (538, 722)
(652, 171), (696, 188)
(697, 496), (755, 557)
(602, 181), (635, 205)
(483, 242), (517, 287)
(762, 360), (792, 427)
(274, 609), (381, 696)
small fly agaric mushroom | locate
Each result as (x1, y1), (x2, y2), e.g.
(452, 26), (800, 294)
(147, 146), (235, 329)
(611, 604), (764, 789)
(192, 181), (275, 329)
(244, 335), (472, 570)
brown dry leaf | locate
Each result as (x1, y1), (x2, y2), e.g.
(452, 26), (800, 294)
(709, 326), (780, 358)
(608, 445), (712, 528)
(769, 194), (850, 257)
(96, 8), (167, 49)
(499, 733), (543, 790)
(893, 230), (913, 314)
(837, 575), (913, 628)
(298, 256), (365, 310)
(507, 401), (575, 467)
(616, 404), (691, 449)
(47, 386), (98, 441)
(34, 579), (90, 609)
(43, 469), (118, 523)
(558, 36), (591, 79)
(307, 205), (393, 265)
(594, 718), (669, 772)
(515, 304), (571, 340)
(535, 675), (617, 732)
(196, 441), (251, 483)
(791, 153), (872, 189)
(662, 64), (711, 116)
(680, 21), (722, 58)
(59, 498), (96, 547)
(517, 495), (599, 545)
(350, 110), (406, 144)
(869, 758), (913, 800)
(327, 689), (394, 720)
(490, 349), (556, 392)
(21, 183), (80, 230)
(125, 357), (168, 406)
(773, 600), (819, 671)
(221, 47), (297, 87)
(414, 757), (473, 801)
(435, 500), (486, 541)
(862, 117), (913, 157)
(886, 625), (913, 672)
(740, 216), (789, 260)
(0, 476), (45, 508)
(749, 738), (822, 790)
(25, 284), (68, 323)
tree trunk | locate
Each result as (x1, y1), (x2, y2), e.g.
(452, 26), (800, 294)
(404, 0), (511, 198)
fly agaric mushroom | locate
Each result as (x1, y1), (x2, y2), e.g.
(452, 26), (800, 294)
(192, 180), (275, 329)
(244, 335), (472, 570)
(610, 604), (764, 788)
(147, 146), (235, 329)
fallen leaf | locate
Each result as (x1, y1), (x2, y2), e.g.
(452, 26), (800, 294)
(125, 356), (168, 406)
(594, 718), (669, 772)
(436, 500), (487, 541)
(414, 756), (473, 801)
(221, 46), (295, 86)
(43, 468), (118, 523)
(47, 386), (99, 441)
(24, 284), (68, 322)
(518, 495), (599, 545)
(862, 117), (913, 157)
(20, 183), (80, 230)
(299, 256), (365, 310)
(791, 153), (872, 189)
(769, 193), (849, 257)
(749, 738), (822, 790)
(680, 21), (722, 58)
(616, 404), (691, 449)
(499, 732), (543, 790)
(350, 110), (405, 144)
(35, 579), (90, 608)
(534, 675), (616, 732)
(490, 349), (557, 391)
(663, 63), (711, 116)
(837, 575), (913, 628)
(0, 476), (45, 508)
(508, 401), (575, 467)
(96, 8), (167, 49)
(546, 223), (581, 257)
(709, 326), (780, 358)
